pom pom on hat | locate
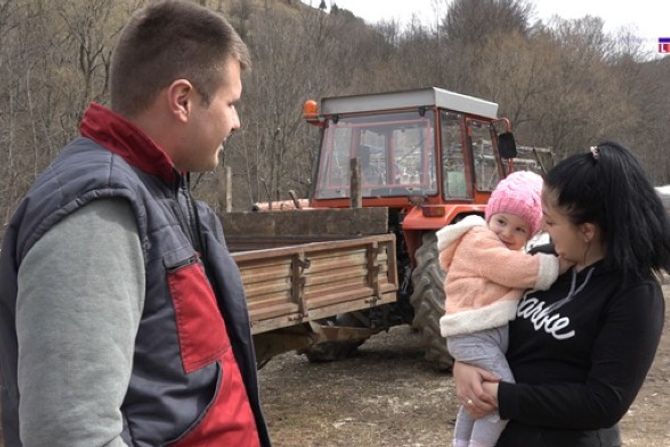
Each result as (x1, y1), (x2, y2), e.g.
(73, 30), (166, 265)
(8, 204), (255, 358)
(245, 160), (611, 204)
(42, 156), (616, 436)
(485, 171), (544, 236)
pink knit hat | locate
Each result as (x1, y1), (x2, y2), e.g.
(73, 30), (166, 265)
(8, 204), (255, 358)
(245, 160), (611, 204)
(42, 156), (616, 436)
(485, 171), (544, 236)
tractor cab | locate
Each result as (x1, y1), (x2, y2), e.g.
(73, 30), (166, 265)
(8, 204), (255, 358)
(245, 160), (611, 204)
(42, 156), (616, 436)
(305, 87), (517, 228)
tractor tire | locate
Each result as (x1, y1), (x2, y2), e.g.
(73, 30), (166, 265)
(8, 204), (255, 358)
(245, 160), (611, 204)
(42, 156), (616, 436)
(409, 232), (453, 371)
(301, 312), (369, 363)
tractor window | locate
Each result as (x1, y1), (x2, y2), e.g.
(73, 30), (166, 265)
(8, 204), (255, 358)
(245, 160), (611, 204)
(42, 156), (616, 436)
(468, 120), (501, 192)
(314, 110), (437, 199)
(441, 111), (469, 199)
(359, 132), (387, 185)
(324, 126), (353, 189)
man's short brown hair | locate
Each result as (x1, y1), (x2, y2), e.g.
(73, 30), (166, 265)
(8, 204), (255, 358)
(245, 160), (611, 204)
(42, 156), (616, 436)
(110, 1), (250, 117)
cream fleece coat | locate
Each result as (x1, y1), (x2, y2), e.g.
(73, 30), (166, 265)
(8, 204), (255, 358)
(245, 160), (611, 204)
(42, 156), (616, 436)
(437, 215), (559, 337)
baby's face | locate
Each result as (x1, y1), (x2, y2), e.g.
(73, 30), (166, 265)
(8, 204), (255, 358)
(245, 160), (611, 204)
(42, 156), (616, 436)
(488, 212), (531, 250)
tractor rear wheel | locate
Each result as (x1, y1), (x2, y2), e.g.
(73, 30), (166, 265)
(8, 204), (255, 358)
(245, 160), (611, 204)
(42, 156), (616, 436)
(409, 232), (452, 371)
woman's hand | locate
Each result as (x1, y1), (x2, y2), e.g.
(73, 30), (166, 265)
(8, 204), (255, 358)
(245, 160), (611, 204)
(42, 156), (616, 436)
(481, 381), (500, 408)
(453, 361), (500, 418)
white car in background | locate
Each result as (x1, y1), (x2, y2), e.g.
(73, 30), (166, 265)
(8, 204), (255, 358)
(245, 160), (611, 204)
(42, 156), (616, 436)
(656, 185), (670, 215)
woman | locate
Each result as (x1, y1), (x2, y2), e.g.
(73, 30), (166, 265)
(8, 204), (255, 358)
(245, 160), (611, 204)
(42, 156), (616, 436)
(454, 141), (670, 446)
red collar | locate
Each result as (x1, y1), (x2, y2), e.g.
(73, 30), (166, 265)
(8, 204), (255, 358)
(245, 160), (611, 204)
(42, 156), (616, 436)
(80, 103), (177, 184)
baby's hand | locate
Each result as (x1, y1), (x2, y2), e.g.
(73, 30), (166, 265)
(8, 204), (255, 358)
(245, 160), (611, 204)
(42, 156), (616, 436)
(558, 256), (574, 274)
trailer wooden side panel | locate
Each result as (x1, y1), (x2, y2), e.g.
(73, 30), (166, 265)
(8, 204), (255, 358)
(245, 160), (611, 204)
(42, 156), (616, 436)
(232, 234), (398, 334)
(220, 207), (389, 251)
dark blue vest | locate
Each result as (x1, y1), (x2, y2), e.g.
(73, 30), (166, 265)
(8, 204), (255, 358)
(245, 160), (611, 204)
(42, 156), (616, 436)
(0, 137), (270, 446)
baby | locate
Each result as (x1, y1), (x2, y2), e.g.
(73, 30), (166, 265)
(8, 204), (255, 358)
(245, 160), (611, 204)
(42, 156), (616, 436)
(437, 171), (563, 447)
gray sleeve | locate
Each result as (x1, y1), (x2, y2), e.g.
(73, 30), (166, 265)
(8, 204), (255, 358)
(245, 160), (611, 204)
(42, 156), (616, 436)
(16, 199), (145, 447)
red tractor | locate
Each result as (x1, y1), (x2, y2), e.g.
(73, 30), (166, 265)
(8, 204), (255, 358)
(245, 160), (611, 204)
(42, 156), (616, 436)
(298, 87), (518, 369)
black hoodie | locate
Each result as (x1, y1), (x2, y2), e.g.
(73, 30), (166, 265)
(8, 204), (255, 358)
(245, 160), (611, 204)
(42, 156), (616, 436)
(497, 261), (665, 447)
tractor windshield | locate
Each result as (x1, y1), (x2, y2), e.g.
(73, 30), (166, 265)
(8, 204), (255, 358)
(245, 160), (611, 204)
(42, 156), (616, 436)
(314, 110), (437, 199)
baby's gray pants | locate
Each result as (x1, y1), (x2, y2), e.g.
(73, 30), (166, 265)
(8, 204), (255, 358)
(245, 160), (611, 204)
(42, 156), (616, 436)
(447, 326), (515, 447)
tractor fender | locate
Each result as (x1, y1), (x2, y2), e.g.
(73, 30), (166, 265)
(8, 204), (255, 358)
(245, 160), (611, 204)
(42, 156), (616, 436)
(401, 204), (486, 267)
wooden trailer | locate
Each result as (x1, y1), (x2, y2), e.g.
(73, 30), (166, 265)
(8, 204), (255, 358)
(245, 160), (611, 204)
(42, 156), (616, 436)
(222, 208), (399, 365)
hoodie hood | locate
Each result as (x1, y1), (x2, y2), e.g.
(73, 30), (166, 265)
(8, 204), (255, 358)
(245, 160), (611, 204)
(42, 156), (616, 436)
(436, 215), (487, 268)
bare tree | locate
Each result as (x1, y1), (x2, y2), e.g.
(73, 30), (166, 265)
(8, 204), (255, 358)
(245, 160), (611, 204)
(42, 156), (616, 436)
(441, 0), (534, 43)
(2, 0), (669, 240)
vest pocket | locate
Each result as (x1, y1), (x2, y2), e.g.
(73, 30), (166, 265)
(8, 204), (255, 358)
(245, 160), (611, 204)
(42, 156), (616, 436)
(167, 254), (231, 374)
(167, 352), (260, 447)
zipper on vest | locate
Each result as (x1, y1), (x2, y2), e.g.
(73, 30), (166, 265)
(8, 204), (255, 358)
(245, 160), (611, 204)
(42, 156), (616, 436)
(167, 254), (200, 272)
(183, 177), (200, 252)
(174, 174), (200, 252)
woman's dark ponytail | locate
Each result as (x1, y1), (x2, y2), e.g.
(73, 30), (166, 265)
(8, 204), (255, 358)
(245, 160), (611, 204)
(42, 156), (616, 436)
(545, 141), (670, 278)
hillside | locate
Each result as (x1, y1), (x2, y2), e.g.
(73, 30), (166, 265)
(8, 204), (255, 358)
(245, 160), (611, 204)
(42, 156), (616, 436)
(0, 0), (668, 231)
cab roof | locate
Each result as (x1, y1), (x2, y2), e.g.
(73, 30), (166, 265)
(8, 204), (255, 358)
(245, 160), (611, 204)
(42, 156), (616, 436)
(320, 87), (499, 119)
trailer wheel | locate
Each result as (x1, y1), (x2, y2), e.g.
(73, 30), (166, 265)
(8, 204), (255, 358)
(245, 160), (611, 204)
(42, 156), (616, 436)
(409, 232), (452, 371)
(302, 339), (363, 363)
(301, 313), (369, 363)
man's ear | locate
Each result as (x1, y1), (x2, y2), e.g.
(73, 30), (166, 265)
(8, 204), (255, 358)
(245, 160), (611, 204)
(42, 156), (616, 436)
(166, 79), (194, 123)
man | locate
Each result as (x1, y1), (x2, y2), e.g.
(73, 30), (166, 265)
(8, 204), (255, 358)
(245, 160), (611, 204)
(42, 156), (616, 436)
(0, 2), (271, 446)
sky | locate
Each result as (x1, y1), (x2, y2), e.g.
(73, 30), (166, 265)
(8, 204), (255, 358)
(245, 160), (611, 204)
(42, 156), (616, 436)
(300, 0), (669, 56)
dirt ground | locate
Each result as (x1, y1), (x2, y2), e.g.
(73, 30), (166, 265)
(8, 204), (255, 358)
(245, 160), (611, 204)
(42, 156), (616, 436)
(259, 284), (670, 447)
(0, 292), (665, 447)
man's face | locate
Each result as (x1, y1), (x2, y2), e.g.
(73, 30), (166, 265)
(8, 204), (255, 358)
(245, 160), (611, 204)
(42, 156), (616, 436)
(182, 57), (242, 172)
